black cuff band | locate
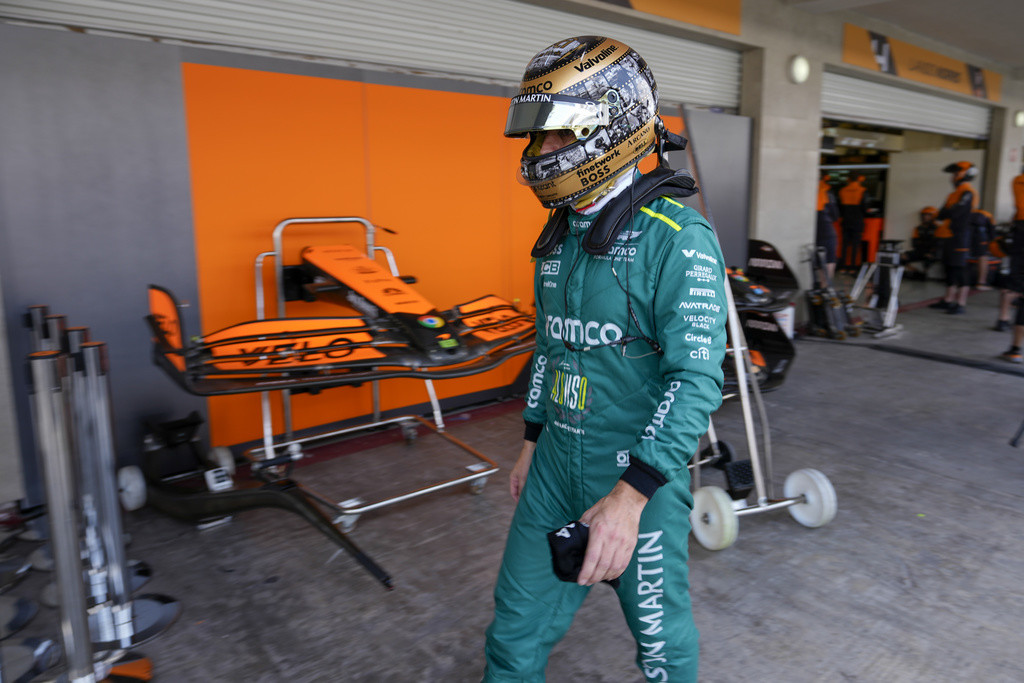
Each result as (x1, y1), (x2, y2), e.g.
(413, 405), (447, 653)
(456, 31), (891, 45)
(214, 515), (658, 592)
(619, 456), (668, 500)
(524, 420), (544, 443)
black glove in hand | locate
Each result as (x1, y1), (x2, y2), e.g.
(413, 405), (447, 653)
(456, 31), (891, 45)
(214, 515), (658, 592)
(547, 520), (621, 589)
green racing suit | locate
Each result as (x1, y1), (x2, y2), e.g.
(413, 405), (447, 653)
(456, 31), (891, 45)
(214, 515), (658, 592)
(484, 193), (728, 682)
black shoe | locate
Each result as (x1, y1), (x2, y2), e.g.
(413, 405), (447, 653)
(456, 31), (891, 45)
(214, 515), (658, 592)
(994, 320), (1011, 332)
(946, 304), (966, 315)
(1001, 348), (1023, 363)
(929, 300), (951, 310)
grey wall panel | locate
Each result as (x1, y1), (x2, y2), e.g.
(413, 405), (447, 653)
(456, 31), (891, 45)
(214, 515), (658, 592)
(0, 265), (24, 503)
(667, 109), (753, 268)
(0, 24), (204, 499)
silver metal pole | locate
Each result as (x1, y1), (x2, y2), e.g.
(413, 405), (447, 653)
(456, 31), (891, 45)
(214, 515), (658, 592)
(43, 315), (66, 353)
(65, 332), (116, 645)
(29, 351), (96, 682)
(25, 305), (49, 351)
(269, 216), (378, 446)
(79, 343), (134, 648)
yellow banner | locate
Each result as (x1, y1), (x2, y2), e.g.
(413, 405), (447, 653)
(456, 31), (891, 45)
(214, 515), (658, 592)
(594, 0), (741, 36)
(843, 24), (1001, 102)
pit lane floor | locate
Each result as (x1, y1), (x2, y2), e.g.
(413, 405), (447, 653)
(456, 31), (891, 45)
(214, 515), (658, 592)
(7, 275), (1024, 682)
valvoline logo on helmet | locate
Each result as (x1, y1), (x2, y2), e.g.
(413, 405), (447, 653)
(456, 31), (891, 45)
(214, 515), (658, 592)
(417, 315), (445, 329)
(573, 44), (620, 72)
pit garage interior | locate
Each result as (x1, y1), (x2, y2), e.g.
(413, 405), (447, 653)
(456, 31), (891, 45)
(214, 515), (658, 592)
(0, 1), (1023, 681)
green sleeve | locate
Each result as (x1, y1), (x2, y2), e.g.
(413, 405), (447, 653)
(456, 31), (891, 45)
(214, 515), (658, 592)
(625, 210), (727, 487)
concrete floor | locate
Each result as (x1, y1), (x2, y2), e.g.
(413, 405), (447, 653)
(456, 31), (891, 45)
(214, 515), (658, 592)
(6, 273), (1024, 682)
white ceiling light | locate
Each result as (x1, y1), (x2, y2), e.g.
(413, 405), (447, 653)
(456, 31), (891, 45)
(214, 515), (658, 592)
(788, 55), (811, 84)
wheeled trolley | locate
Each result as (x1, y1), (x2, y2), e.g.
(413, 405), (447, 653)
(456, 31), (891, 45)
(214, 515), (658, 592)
(804, 245), (862, 340)
(144, 216), (535, 586)
(849, 238), (906, 338)
(688, 261), (838, 550)
(246, 217), (510, 529)
(675, 103), (838, 550)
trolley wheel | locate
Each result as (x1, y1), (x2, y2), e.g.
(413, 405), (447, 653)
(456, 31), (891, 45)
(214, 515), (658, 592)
(784, 468), (837, 528)
(703, 440), (735, 470)
(469, 477), (488, 495)
(400, 421), (419, 444)
(207, 446), (236, 476)
(689, 486), (738, 551)
(117, 466), (147, 512)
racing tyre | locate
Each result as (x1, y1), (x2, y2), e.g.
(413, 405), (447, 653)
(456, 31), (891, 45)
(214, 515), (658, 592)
(689, 486), (738, 550)
(784, 468), (837, 528)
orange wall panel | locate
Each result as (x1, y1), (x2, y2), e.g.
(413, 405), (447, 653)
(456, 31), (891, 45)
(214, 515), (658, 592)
(182, 64), (544, 446)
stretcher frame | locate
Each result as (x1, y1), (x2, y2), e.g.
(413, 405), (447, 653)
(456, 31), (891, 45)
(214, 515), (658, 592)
(238, 216), (518, 531)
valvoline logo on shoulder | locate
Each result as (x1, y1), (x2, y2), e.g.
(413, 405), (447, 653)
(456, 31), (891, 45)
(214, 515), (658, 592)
(417, 315), (445, 329)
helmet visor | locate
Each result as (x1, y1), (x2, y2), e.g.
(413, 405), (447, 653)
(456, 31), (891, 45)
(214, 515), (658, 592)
(504, 94), (609, 138)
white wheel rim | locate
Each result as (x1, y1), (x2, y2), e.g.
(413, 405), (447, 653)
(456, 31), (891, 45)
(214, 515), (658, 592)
(784, 468), (837, 528)
(689, 486), (739, 550)
(117, 466), (147, 511)
(208, 447), (236, 476)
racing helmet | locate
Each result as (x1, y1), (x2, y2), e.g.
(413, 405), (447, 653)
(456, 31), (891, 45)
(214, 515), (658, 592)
(504, 36), (660, 209)
(943, 161), (977, 184)
(920, 205), (938, 220)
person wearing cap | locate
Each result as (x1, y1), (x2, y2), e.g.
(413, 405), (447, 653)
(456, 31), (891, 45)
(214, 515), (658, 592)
(929, 161), (978, 314)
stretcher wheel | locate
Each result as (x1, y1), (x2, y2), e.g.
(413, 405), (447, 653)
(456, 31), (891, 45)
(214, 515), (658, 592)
(207, 446), (236, 476)
(117, 466), (147, 512)
(783, 468), (837, 528)
(689, 486), (738, 551)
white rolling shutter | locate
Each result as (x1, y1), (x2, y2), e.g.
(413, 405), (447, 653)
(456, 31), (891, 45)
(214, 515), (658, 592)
(822, 71), (991, 139)
(0, 0), (740, 109)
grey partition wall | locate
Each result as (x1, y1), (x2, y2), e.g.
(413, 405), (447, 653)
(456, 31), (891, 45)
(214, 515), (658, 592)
(667, 108), (753, 268)
(0, 24), (205, 500)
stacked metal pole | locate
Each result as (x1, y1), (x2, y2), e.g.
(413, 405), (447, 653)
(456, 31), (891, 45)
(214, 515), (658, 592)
(28, 351), (95, 681)
(22, 310), (179, 680)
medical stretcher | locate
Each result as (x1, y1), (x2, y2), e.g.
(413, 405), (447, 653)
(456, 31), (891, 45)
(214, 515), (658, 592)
(144, 217), (536, 588)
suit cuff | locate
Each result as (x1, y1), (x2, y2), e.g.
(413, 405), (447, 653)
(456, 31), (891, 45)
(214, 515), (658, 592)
(524, 420), (544, 443)
(619, 456), (668, 500)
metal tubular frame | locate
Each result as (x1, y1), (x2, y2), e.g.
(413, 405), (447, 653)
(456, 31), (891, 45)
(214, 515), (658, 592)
(244, 216), (499, 527)
(849, 245), (906, 335)
(679, 104), (813, 517)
